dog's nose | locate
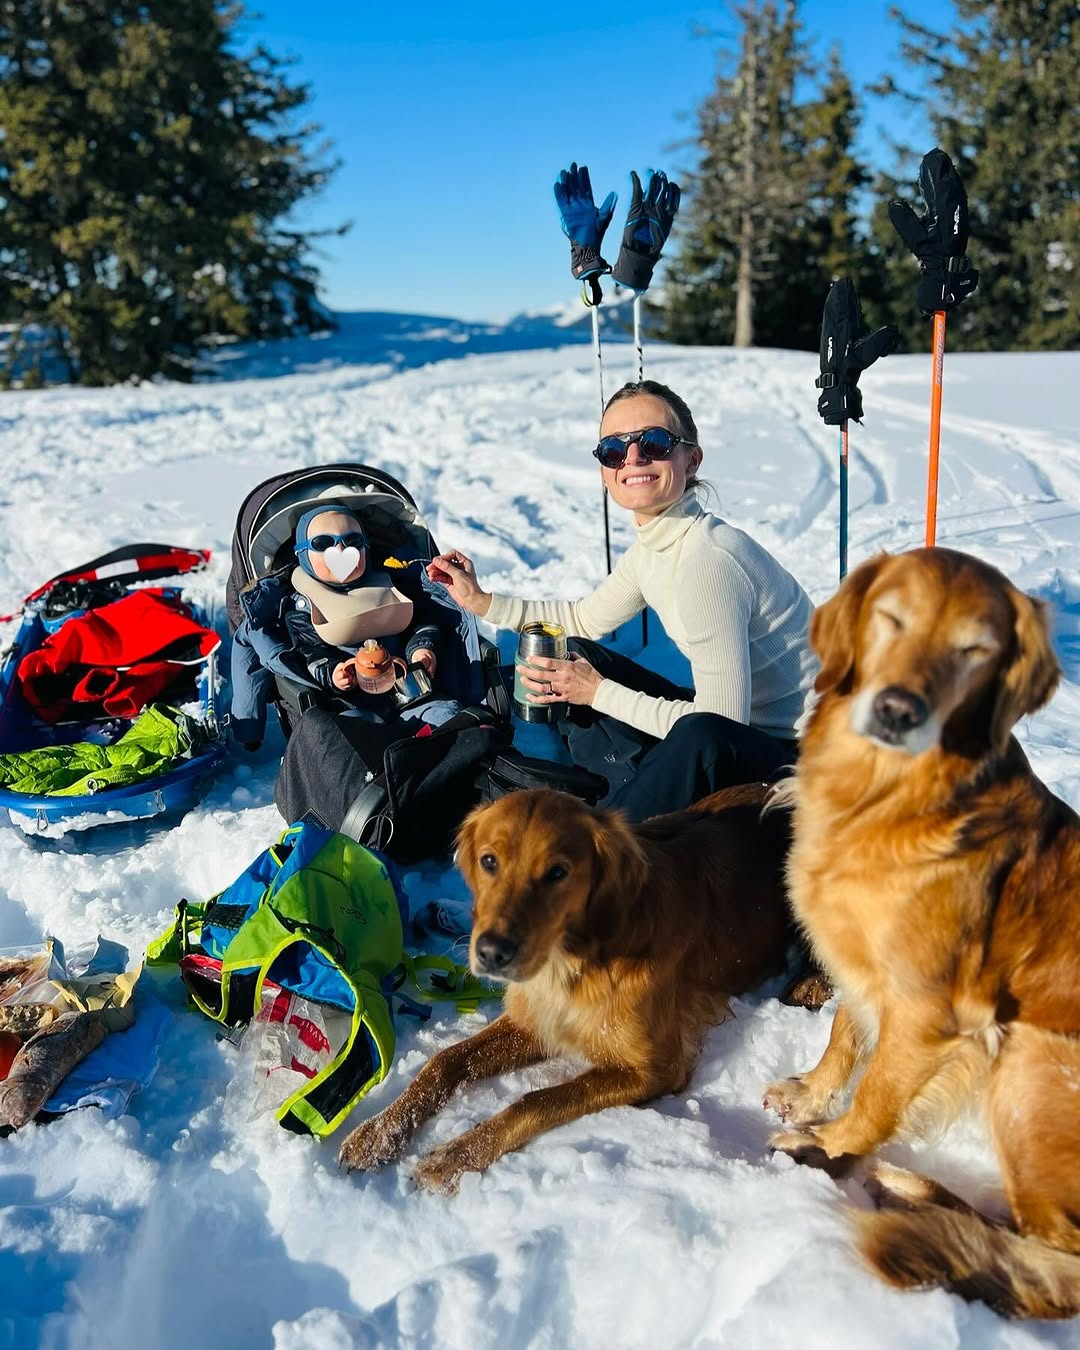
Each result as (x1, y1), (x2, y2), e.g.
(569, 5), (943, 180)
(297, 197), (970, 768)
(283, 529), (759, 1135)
(872, 685), (929, 736)
(474, 931), (518, 973)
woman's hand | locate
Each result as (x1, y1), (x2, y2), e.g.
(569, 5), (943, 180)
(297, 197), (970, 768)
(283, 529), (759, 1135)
(516, 652), (602, 708)
(332, 659), (358, 692)
(427, 550), (492, 617)
(411, 647), (437, 678)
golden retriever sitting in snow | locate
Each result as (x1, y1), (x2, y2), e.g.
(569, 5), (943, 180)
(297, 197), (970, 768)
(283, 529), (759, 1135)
(764, 547), (1080, 1319)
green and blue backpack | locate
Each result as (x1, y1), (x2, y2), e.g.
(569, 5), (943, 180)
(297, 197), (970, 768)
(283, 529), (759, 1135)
(149, 821), (490, 1138)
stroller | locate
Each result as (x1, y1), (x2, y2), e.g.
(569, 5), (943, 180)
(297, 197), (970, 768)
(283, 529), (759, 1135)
(226, 464), (512, 862)
(0, 544), (226, 834)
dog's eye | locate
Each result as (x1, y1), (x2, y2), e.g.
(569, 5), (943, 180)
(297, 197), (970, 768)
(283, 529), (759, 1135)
(479, 853), (498, 873)
(543, 864), (568, 883)
(960, 643), (989, 659)
(878, 609), (904, 632)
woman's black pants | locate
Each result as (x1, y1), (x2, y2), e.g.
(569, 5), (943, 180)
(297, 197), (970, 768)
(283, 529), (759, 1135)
(557, 638), (796, 823)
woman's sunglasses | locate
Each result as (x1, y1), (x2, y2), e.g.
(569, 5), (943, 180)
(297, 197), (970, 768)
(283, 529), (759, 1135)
(593, 426), (695, 471)
(298, 531), (367, 554)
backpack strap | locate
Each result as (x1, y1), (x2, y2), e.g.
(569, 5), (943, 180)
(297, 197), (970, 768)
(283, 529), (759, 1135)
(400, 953), (502, 1015)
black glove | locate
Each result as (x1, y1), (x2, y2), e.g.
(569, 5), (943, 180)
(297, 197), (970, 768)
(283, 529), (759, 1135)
(553, 162), (617, 284)
(815, 279), (898, 426)
(889, 148), (979, 316)
(611, 169), (681, 293)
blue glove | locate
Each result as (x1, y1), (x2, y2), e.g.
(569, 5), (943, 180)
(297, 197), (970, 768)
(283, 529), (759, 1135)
(612, 169), (681, 293)
(553, 162), (617, 284)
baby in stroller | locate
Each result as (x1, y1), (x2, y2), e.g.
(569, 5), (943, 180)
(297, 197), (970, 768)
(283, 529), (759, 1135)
(231, 500), (464, 749)
(287, 504), (442, 705)
(227, 468), (510, 860)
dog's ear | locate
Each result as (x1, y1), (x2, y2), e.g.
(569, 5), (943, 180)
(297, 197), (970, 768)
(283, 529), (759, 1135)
(990, 587), (1060, 752)
(578, 807), (649, 954)
(454, 804), (486, 893)
(811, 553), (890, 696)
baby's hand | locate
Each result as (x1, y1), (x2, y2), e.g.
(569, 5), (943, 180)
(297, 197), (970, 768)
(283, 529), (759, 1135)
(332, 659), (358, 691)
(411, 648), (437, 678)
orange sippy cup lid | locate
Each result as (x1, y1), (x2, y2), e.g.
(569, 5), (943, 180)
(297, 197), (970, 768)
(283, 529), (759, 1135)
(354, 639), (391, 674)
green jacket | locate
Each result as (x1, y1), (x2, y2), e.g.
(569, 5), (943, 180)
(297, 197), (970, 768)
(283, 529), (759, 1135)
(0, 704), (196, 795)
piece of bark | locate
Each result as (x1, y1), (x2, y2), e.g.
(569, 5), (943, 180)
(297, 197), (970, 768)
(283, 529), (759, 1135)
(0, 1011), (108, 1130)
(0, 1004), (59, 1039)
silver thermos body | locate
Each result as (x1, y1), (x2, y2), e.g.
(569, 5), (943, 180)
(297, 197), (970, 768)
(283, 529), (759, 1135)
(512, 622), (568, 722)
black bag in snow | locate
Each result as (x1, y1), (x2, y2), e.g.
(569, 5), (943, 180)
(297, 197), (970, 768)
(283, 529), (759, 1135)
(479, 749), (608, 807)
(275, 705), (512, 865)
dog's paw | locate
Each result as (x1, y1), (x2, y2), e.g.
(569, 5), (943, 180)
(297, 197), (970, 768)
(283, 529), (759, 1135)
(412, 1138), (478, 1195)
(769, 1126), (858, 1179)
(762, 1076), (826, 1126)
(338, 1111), (408, 1173)
(781, 971), (834, 1010)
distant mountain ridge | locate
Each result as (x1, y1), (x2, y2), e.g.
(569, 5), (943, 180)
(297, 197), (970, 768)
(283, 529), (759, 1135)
(1, 295), (642, 388)
(204, 298), (638, 381)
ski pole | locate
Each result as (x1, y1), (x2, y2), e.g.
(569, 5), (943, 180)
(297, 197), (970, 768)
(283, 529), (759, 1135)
(887, 148), (979, 547)
(925, 309), (946, 546)
(591, 304), (612, 575)
(633, 295), (644, 382)
(839, 420), (849, 580)
(631, 293), (649, 646)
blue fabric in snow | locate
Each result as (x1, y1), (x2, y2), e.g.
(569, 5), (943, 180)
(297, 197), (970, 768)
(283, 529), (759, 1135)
(44, 982), (168, 1120)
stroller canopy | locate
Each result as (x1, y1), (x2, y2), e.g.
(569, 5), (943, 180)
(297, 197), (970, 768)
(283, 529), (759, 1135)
(227, 465), (436, 635)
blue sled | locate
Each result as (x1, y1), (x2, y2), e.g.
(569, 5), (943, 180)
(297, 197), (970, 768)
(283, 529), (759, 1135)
(0, 594), (226, 834)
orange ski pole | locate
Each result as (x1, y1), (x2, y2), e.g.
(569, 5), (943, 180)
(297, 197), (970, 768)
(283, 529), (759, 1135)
(925, 308), (946, 546)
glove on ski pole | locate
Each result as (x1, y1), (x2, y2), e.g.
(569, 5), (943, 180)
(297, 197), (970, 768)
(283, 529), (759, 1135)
(612, 169), (681, 293)
(888, 148), (979, 316)
(553, 163), (617, 290)
(815, 280), (898, 426)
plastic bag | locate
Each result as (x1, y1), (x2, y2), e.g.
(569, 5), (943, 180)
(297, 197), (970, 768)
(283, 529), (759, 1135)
(229, 983), (351, 1123)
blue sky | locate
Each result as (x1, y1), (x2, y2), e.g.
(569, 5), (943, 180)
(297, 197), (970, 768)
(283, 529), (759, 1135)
(247, 1), (941, 322)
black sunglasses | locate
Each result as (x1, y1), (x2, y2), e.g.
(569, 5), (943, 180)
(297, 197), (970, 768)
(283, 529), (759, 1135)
(298, 530), (367, 555)
(593, 426), (695, 470)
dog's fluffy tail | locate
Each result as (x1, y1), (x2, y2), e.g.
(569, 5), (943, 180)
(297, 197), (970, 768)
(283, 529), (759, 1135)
(857, 1164), (1080, 1320)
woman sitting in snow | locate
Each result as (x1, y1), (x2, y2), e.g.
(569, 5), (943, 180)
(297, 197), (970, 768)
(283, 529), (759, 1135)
(429, 380), (818, 821)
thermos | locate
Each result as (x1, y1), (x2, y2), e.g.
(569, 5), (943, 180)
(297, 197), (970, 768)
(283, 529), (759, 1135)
(512, 622), (567, 723)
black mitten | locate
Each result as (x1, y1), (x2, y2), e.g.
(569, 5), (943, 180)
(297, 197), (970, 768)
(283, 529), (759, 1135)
(815, 280), (898, 426)
(889, 148), (979, 316)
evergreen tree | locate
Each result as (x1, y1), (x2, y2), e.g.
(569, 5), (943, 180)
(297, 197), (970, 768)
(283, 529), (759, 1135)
(872, 1), (1078, 351)
(657, 2), (808, 347)
(657, 5), (874, 351)
(0, 0), (341, 385)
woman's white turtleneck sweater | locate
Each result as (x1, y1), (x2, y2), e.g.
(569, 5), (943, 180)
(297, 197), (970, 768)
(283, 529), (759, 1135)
(485, 489), (818, 741)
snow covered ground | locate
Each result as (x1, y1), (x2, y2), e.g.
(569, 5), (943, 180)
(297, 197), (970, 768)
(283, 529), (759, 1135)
(1, 319), (1079, 1349)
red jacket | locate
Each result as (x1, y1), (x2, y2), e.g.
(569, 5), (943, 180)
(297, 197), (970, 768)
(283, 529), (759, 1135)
(19, 589), (220, 723)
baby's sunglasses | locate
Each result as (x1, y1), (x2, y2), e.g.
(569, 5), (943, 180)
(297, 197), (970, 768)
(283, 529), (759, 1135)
(297, 530), (367, 555)
(593, 426), (696, 471)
